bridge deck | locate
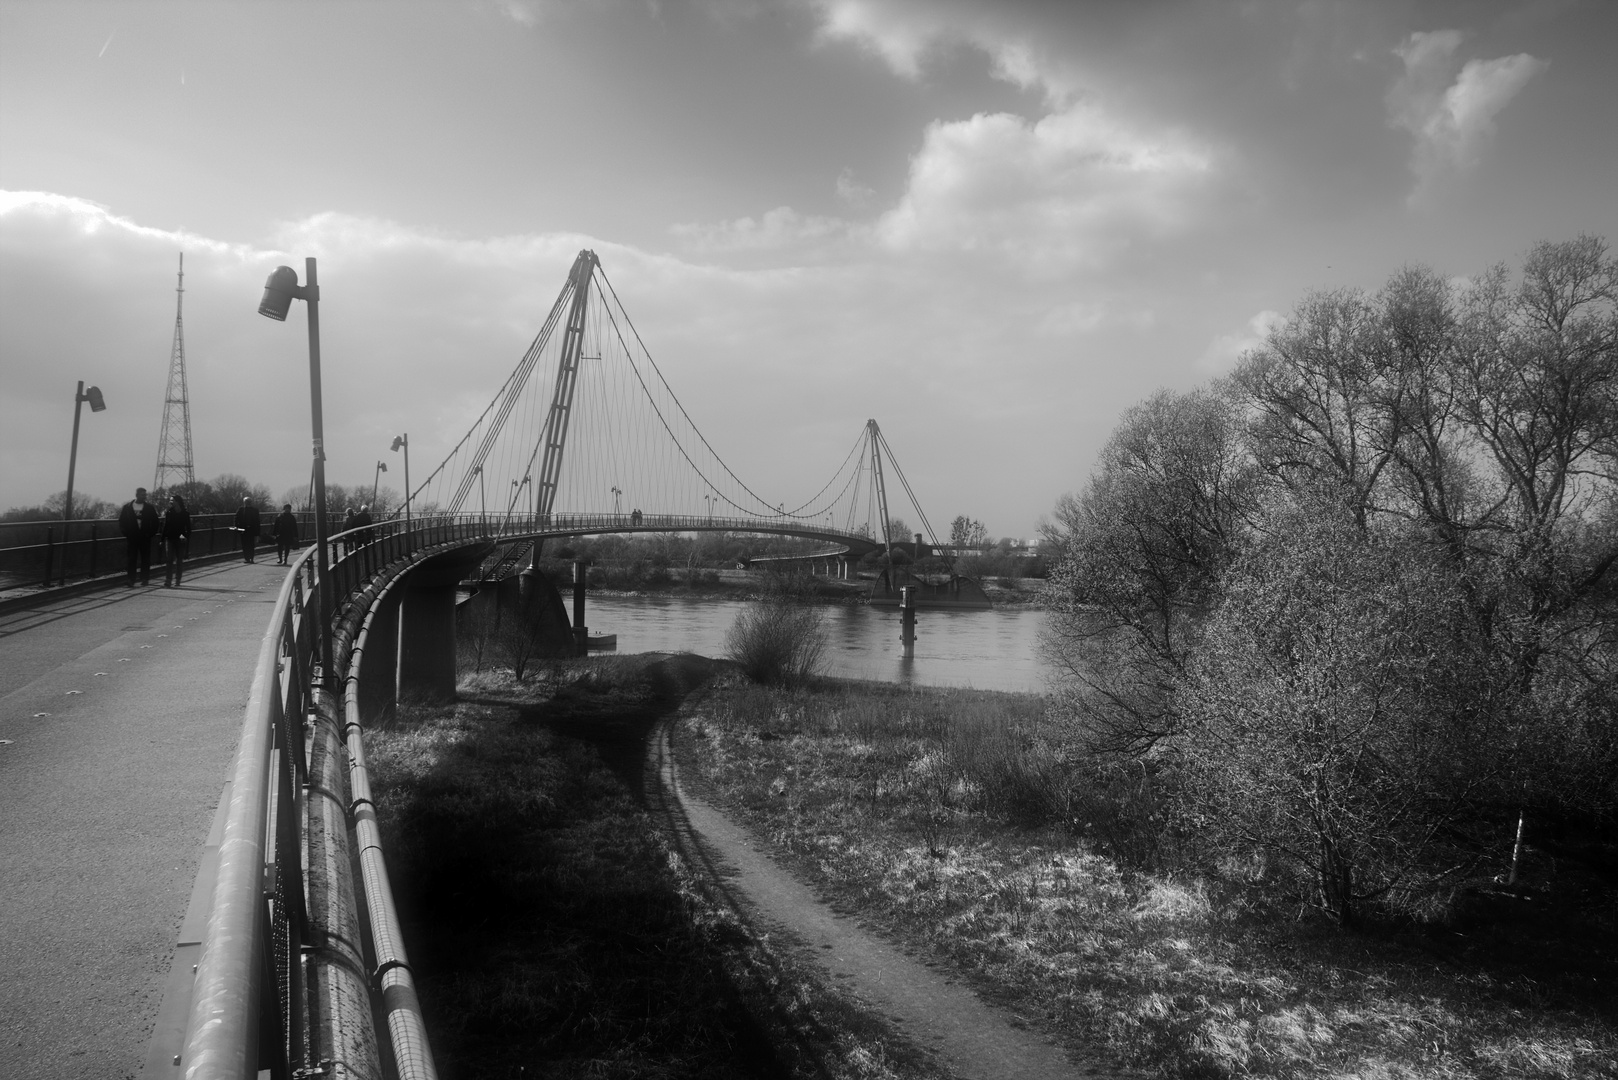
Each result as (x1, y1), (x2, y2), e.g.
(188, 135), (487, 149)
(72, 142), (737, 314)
(0, 561), (285, 1078)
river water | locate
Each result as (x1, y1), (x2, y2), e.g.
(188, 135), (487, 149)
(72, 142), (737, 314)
(585, 594), (1051, 694)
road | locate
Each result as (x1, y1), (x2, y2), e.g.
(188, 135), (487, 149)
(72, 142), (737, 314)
(0, 562), (285, 1079)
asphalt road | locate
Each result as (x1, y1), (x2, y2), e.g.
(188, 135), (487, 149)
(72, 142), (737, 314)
(0, 562), (285, 1079)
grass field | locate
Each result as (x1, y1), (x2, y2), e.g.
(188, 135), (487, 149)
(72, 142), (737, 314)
(363, 656), (956, 1079)
(676, 675), (1618, 1080)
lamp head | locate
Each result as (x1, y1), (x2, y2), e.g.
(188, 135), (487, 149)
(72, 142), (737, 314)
(377, 461), (387, 472)
(258, 265), (300, 321)
(390, 435), (406, 452)
(84, 385), (106, 412)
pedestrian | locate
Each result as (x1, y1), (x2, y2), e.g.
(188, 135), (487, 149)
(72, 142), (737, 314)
(118, 486), (160, 586)
(161, 494), (192, 586)
(234, 496), (262, 563)
(353, 503), (373, 545)
(342, 506), (357, 554)
(272, 503), (299, 565)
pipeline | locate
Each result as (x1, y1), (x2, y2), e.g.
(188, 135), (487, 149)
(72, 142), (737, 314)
(341, 563), (439, 1080)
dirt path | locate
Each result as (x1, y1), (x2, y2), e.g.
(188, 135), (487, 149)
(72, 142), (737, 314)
(648, 717), (1117, 1080)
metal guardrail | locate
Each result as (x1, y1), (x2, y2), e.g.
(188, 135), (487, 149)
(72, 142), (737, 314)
(0, 512), (319, 589)
(179, 516), (483, 1079)
(161, 507), (879, 1077)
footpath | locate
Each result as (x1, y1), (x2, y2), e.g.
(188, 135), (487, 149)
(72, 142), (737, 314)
(651, 719), (1121, 1080)
(0, 561), (286, 1079)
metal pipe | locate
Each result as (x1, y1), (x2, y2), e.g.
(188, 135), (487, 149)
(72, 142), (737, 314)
(344, 567), (439, 1080)
(305, 687), (382, 1078)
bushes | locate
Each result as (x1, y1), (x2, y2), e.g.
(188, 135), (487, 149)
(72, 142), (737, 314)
(1177, 508), (1515, 923)
(725, 593), (827, 685)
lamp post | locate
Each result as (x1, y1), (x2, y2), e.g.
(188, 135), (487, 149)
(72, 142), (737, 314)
(471, 464), (485, 532)
(372, 459), (387, 507)
(64, 380), (107, 523)
(259, 258), (334, 686)
(611, 485), (622, 516)
(703, 494), (713, 522)
(390, 433), (410, 533)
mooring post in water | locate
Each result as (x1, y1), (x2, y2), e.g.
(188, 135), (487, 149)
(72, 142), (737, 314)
(573, 558), (588, 655)
(900, 584), (917, 658)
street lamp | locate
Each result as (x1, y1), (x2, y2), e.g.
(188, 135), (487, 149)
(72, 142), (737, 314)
(471, 464), (485, 532)
(259, 259), (334, 686)
(703, 494), (713, 521)
(611, 485), (622, 516)
(390, 434), (410, 532)
(64, 380), (106, 522)
(372, 459), (387, 507)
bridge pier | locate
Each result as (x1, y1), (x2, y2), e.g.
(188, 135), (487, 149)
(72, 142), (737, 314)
(395, 547), (489, 702)
(358, 587), (400, 723)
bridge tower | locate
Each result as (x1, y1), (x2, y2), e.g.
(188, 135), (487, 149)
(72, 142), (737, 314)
(152, 253), (196, 496)
(867, 419), (894, 554)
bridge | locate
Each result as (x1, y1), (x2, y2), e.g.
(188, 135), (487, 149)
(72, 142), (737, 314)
(0, 249), (969, 1079)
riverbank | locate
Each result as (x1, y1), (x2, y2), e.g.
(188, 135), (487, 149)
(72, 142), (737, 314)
(363, 656), (957, 1079)
(537, 563), (1047, 608)
(678, 676), (1618, 1079)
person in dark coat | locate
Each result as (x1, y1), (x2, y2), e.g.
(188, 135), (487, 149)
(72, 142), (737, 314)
(342, 507), (357, 554)
(118, 487), (160, 586)
(272, 504), (299, 565)
(161, 494), (192, 587)
(352, 504), (373, 545)
(234, 497), (262, 563)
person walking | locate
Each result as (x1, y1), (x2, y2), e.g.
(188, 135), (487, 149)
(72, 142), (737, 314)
(272, 504), (299, 565)
(342, 506), (357, 555)
(234, 496), (262, 563)
(118, 487), (160, 586)
(161, 494), (192, 586)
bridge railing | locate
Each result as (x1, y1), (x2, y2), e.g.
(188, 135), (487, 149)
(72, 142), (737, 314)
(180, 515), (491, 1078)
(0, 512), (325, 589)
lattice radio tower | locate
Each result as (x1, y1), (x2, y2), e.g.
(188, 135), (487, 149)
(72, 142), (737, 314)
(152, 252), (196, 495)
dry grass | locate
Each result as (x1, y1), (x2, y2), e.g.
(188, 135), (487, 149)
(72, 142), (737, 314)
(364, 655), (956, 1080)
(676, 676), (1618, 1080)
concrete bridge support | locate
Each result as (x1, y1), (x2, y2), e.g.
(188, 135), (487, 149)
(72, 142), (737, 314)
(357, 588), (400, 724)
(395, 547), (490, 702)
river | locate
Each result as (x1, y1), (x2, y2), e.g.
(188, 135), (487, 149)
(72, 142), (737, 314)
(584, 594), (1051, 694)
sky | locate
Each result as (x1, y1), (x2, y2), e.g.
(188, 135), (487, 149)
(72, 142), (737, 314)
(2, 0), (1615, 540)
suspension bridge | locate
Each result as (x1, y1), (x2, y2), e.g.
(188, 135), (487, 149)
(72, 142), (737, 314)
(0, 248), (985, 1080)
(394, 248), (947, 581)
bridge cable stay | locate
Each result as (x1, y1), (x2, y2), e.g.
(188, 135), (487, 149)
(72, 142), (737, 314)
(871, 421), (945, 552)
(402, 250), (919, 546)
(398, 257), (582, 519)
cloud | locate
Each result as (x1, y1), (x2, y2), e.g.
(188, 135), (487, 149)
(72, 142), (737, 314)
(1387, 29), (1547, 197)
(835, 167), (876, 209)
(803, 3), (1219, 274)
(811, 0), (1080, 105)
(1195, 309), (1284, 373)
(875, 102), (1213, 272)
(496, 1), (543, 28)
(669, 206), (854, 252)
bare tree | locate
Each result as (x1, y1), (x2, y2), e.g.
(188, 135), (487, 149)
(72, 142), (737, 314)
(1041, 386), (1258, 753)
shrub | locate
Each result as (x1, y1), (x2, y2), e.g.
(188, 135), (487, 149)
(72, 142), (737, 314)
(1176, 508), (1515, 925)
(724, 596), (826, 685)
